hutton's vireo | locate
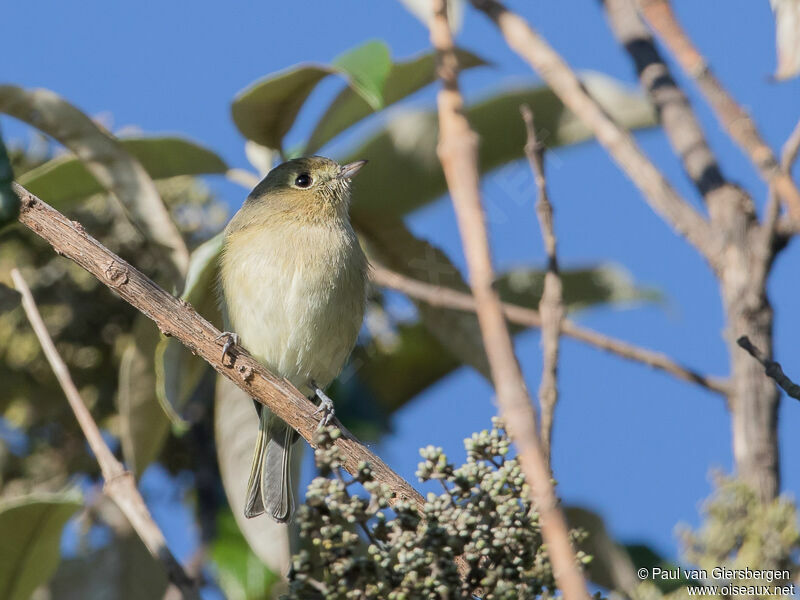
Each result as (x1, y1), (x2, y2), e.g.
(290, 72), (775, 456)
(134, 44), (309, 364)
(219, 156), (368, 522)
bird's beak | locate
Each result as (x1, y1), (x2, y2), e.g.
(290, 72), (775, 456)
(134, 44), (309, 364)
(338, 160), (368, 180)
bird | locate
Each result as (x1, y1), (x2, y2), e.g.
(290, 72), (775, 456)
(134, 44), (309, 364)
(218, 156), (368, 522)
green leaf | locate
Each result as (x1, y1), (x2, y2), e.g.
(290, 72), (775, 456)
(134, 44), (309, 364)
(48, 531), (168, 600)
(355, 214), (491, 381)
(496, 265), (662, 312)
(564, 505), (638, 595)
(341, 73), (657, 218)
(564, 505), (688, 595)
(0, 129), (19, 227)
(0, 85), (189, 283)
(117, 317), (171, 477)
(211, 508), (280, 600)
(305, 48), (487, 154)
(231, 40), (393, 150)
(155, 232), (224, 427)
(0, 493), (83, 600)
(355, 238), (658, 412)
(622, 543), (689, 594)
(17, 136), (228, 211)
(351, 321), (460, 413)
(331, 40), (392, 111)
(214, 375), (299, 573)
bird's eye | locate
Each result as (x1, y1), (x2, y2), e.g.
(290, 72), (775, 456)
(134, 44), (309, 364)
(294, 173), (313, 188)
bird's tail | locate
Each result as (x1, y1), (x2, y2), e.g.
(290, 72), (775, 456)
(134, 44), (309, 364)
(244, 406), (295, 522)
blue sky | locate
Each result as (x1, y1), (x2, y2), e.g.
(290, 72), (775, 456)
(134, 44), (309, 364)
(4, 0), (800, 567)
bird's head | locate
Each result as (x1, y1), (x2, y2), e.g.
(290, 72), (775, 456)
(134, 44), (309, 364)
(245, 156), (367, 222)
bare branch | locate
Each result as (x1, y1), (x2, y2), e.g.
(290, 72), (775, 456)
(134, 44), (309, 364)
(12, 183), (427, 519)
(10, 267), (200, 600)
(761, 116), (800, 269)
(636, 0), (800, 220)
(521, 104), (563, 466)
(430, 2), (591, 599)
(603, 0), (751, 212)
(371, 263), (729, 395)
(469, 0), (722, 270)
(783, 117), (800, 175)
(737, 336), (800, 401)
(226, 168), (261, 190)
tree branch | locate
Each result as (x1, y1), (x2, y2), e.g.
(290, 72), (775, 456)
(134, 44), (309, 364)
(469, 0), (722, 271)
(737, 336), (800, 401)
(371, 258), (729, 396)
(10, 267), (200, 600)
(11, 183), (427, 519)
(774, 117), (800, 239)
(636, 0), (800, 220)
(521, 105), (563, 466)
(430, 2), (591, 599)
(602, 0), (751, 213)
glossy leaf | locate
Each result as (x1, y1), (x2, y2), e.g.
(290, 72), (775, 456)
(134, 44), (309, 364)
(342, 73), (657, 218)
(211, 508), (280, 600)
(0, 85), (188, 282)
(331, 40), (391, 111)
(18, 136), (228, 209)
(48, 532), (168, 600)
(214, 375), (300, 574)
(564, 505), (638, 595)
(357, 260), (658, 412)
(0, 493), (82, 600)
(231, 40), (392, 149)
(496, 265), (661, 311)
(305, 48), (487, 154)
(0, 129), (18, 226)
(350, 321), (460, 413)
(155, 232), (224, 426)
(355, 214), (491, 380)
(565, 505), (688, 594)
(117, 317), (171, 477)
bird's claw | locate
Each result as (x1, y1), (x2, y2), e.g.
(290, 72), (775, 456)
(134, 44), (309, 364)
(313, 384), (335, 429)
(216, 332), (240, 364)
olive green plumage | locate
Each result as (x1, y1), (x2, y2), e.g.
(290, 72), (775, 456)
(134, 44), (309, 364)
(220, 156), (368, 522)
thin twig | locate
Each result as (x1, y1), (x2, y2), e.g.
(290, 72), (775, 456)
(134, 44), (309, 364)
(521, 105), (563, 467)
(226, 168), (261, 190)
(370, 263), (729, 395)
(469, 0), (722, 272)
(636, 0), (800, 220)
(430, 2), (591, 599)
(12, 183), (429, 520)
(10, 268), (200, 600)
(761, 116), (800, 268)
(737, 336), (800, 401)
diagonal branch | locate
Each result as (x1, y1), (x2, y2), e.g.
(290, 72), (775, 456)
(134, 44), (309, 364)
(636, 0), (800, 220)
(602, 0), (751, 212)
(773, 117), (800, 239)
(11, 183), (428, 523)
(10, 268), (200, 600)
(469, 0), (722, 270)
(737, 336), (800, 401)
(521, 104), (564, 466)
(370, 263), (729, 395)
(430, 2), (591, 599)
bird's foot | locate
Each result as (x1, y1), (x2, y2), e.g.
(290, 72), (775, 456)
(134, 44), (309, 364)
(312, 382), (335, 429)
(215, 331), (240, 364)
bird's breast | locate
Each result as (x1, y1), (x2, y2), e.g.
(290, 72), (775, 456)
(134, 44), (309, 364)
(220, 220), (367, 393)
